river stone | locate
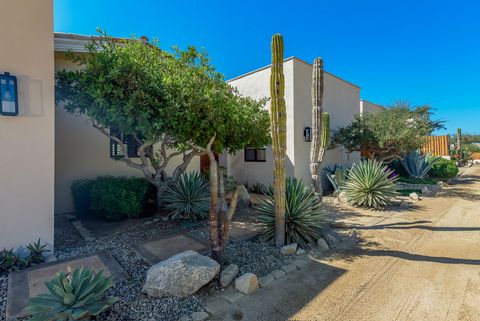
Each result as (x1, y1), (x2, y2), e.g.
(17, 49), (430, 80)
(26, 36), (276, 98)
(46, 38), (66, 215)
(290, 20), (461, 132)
(220, 263), (239, 287)
(409, 192), (420, 201)
(143, 250), (220, 298)
(317, 237), (330, 252)
(280, 243), (298, 255)
(235, 272), (259, 294)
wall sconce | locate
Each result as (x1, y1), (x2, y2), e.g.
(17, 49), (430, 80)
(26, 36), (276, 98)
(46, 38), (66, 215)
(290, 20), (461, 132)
(0, 72), (19, 116)
(303, 127), (312, 142)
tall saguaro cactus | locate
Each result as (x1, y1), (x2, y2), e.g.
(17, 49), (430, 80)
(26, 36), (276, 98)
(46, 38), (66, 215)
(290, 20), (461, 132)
(310, 57), (329, 199)
(270, 34), (286, 247)
(457, 128), (462, 158)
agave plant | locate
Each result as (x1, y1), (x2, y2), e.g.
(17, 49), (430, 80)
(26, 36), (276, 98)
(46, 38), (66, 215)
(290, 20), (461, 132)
(26, 239), (49, 265)
(255, 178), (326, 246)
(400, 149), (441, 179)
(163, 171), (210, 221)
(0, 249), (25, 274)
(323, 164), (351, 193)
(343, 159), (398, 209)
(25, 267), (118, 321)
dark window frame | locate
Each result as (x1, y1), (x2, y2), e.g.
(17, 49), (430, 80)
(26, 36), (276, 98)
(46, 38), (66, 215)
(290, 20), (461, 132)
(109, 126), (141, 159)
(244, 147), (267, 162)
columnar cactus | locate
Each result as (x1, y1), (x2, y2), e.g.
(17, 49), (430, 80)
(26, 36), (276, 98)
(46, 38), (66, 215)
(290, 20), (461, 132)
(270, 34), (286, 247)
(310, 57), (329, 198)
(457, 128), (462, 157)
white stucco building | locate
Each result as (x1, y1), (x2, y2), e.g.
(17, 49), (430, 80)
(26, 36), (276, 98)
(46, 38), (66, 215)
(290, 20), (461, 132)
(226, 57), (367, 187)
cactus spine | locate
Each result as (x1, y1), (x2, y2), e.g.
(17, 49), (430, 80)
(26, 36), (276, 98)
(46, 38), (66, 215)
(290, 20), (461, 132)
(310, 57), (329, 198)
(270, 34), (286, 247)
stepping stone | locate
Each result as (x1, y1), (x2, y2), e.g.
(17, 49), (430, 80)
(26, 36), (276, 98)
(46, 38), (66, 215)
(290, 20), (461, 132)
(229, 221), (263, 241)
(7, 251), (127, 321)
(133, 232), (209, 265)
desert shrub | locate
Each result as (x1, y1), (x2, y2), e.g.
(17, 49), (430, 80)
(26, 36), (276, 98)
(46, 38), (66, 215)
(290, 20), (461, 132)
(26, 239), (49, 265)
(255, 178), (326, 246)
(26, 267), (118, 321)
(71, 179), (94, 213)
(90, 176), (153, 220)
(0, 249), (25, 274)
(163, 171), (210, 221)
(400, 150), (440, 179)
(429, 158), (458, 179)
(344, 159), (398, 209)
(248, 182), (268, 194)
(323, 164), (351, 193)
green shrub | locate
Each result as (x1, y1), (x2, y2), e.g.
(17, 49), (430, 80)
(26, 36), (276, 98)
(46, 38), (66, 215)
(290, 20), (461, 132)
(26, 239), (49, 265)
(323, 164), (351, 193)
(26, 267), (118, 321)
(163, 172), (210, 221)
(429, 158), (458, 179)
(344, 159), (398, 209)
(71, 179), (94, 213)
(255, 178), (326, 246)
(0, 249), (25, 274)
(90, 176), (153, 220)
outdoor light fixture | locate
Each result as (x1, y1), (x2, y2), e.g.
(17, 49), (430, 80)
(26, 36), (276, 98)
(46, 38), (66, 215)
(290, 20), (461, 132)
(304, 127), (312, 142)
(0, 72), (18, 116)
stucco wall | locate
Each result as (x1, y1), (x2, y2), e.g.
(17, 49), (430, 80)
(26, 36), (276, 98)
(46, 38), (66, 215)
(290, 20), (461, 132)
(292, 59), (361, 184)
(226, 60), (295, 186)
(360, 99), (383, 115)
(227, 57), (360, 188)
(54, 53), (200, 214)
(0, 0), (55, 251)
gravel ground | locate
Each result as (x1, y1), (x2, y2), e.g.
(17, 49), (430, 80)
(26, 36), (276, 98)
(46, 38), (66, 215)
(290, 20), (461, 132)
(50, 213), (288, 321)
(0, 277), (7, 321)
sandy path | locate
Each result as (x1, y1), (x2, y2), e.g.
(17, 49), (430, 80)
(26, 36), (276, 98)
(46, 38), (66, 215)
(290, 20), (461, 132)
(219, 166), (480, 321)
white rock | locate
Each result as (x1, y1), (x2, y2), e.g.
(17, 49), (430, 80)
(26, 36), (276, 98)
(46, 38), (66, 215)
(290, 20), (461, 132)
(235, 272), (259, 294)
(317, 237), (330, 252)
(338, 191), (348, 203)
(409, 192), (420, 201)
(143, 250), (220, 298)
(220, 263), (239, 287)
(280, 243), (298, 255)
(296, 248), (306, 255)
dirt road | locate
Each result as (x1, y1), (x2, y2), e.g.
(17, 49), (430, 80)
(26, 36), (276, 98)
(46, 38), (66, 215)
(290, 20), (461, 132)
(220, 166), (480, 321)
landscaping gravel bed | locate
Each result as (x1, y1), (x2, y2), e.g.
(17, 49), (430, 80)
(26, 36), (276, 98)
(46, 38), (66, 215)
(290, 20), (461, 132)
(51, 214), (289, 321)
(0, 277), (7, 321)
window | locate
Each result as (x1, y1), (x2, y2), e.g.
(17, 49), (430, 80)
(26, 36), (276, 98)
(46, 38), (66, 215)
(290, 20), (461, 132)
(244, 147), (266, 162)
(110, 126), (141, 158)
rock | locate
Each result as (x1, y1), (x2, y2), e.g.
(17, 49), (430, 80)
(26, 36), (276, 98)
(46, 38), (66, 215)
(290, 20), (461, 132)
(205, 298), (230, 315)
(281, 264), (297, 273)
(325, 233), (340, 246)
(296, 248), (306, 255)
(270, 269), (286, 279)
(221, 290), (244, 303)
(236, 185), (250, 209)
(258, 274), (275, 288)
(421, 186), (432, 196)
(143, 250), (220, 298)
(235, 273), (259, 294)
(409, 192), (420, 201)
(220, 264), (239, 287)
(190, 312), (210, 321)
(178, 316), (192, 321)
(280, 243), (298, 255)
(144, 221), (154, 225)
(317, 237), (330, 252)
(338, 191), (348, 203)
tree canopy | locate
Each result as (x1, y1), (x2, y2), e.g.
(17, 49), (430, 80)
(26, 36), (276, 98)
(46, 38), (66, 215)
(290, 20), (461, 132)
(55, 33), (270, 206)
(332, 102), (444, 162)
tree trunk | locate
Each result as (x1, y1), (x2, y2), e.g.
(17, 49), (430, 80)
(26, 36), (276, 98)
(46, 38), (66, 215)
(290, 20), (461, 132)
(155, 180), (169, 208)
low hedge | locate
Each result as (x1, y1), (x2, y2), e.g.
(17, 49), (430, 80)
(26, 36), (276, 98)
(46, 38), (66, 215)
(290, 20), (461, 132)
(429, 158), (458, 179)
(71, 176), (154, 220)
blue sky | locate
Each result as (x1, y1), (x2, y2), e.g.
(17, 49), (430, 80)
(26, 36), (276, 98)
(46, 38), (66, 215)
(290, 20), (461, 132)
(54, 0), (480, 135)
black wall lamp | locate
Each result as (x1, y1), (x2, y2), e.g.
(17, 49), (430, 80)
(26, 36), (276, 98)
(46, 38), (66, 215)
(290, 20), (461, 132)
(303, 127), (312, 142)
(0, 72), (19, 116)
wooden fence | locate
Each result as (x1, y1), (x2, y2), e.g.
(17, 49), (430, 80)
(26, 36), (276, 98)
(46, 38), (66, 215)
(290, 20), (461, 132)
(421, 135), (450, 156)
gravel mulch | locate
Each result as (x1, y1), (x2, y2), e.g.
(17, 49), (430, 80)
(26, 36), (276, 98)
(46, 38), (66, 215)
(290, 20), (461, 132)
(0, 277), (7, 321)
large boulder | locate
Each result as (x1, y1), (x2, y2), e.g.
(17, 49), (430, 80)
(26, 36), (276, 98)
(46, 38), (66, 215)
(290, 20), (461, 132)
(143, 250), (220, 298)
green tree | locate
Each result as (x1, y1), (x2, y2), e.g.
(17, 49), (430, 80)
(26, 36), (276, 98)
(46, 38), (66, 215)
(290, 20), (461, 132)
(56, 34), (215, 206)
(332, 102), (444, 162)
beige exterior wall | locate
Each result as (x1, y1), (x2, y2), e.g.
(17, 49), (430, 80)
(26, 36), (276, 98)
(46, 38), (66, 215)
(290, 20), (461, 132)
(0, 0), (55, 250)
(54, 53), (200, 214)
(227, 57), (361, 187)
(360, 99), (383, 114)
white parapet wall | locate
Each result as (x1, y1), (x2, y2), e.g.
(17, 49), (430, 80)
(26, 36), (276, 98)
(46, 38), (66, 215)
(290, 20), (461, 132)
(0, 0), (55, 252)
